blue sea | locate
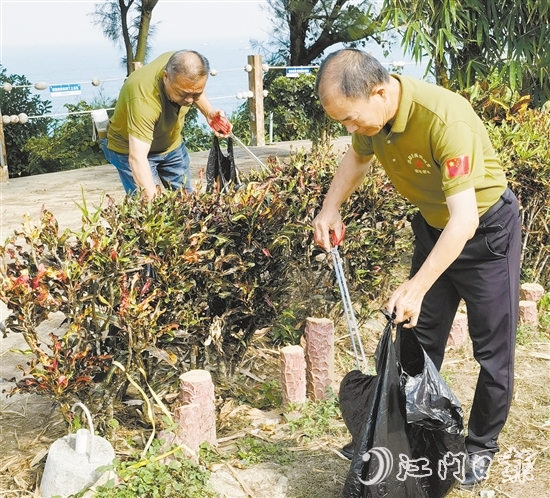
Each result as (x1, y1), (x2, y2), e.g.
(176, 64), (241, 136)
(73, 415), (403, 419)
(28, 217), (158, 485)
(1, 40), (427, 122)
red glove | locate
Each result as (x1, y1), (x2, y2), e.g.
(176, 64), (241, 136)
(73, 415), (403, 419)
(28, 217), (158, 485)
(210, 114), (231, 135)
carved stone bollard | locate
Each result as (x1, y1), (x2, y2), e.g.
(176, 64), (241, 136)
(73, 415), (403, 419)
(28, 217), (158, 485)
(520, 283), (545, 303)
(280, 345), (307, 407)
(447, 312), (468, 348)
(175, 369), (217, 454)
(519, 300), (538, 326)
(304, 317), (335, 401)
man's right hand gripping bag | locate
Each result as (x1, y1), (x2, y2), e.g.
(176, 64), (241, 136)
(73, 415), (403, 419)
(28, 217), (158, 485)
(339, 318), (466, 498)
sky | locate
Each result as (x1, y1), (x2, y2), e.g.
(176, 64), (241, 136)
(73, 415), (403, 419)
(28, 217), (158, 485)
(0, 0), (272, 56)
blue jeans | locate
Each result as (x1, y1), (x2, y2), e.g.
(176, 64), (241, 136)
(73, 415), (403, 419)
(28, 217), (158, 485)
(100, 139), (193, 194)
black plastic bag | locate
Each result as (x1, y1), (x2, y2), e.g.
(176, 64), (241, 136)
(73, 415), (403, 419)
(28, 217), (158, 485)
(206, 136), (240, 193)
(339, 319), (466, 498)
(396, 326), (466, 497)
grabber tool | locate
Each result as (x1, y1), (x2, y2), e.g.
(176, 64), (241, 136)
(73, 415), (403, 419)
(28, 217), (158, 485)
(330, 225), (369, 373)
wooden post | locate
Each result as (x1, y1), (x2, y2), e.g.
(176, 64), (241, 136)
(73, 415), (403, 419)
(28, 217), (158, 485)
(247, 54), (265, 146)
(0, 106), (9, 182)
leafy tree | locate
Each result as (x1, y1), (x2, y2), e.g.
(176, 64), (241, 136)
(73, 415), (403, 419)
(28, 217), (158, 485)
(0, 66), (51, 177)
(90, 0), (159, 75)
(381, 0), (550, 103)
(259, 0), (386, 65)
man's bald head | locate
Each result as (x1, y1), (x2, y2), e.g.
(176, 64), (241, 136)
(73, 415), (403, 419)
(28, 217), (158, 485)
(316, 49), (390, 104)
(166, 50), (210, 83)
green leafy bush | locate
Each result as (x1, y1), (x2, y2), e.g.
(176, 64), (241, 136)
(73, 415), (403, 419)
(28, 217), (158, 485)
(23, 101), (107, 175)
(182, 106), (212, 152)
(463, 81), (550, 288)
(263, 72), (345, 145)
(485, 106), (550, 288)
(91, 439), (219, 498)
(0, 65), (51, 177)
(0, 146), (409, 425)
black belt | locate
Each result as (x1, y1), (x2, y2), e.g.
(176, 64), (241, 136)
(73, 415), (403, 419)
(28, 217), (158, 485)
(475, 188), (512, 234)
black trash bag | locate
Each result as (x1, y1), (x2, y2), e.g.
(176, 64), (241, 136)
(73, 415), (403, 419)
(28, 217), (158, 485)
(339, 370), (377, 448)
(206, 136), (241, 193)
(339, 318), (466, 498)
(397, 327), (466, 498)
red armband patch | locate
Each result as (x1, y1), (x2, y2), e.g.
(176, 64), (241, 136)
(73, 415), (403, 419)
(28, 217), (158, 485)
(445, 156), (470, 178)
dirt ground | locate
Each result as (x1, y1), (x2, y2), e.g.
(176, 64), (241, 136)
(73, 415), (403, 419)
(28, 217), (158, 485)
(1, 316), (549, 498)
(1, 137), (549, 497)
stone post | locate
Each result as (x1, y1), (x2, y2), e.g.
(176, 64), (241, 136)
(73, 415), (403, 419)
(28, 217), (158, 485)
(519, 300), (538, 326)
(304, 317), (334, 401)
(175, 369), (217, 453)
(520, 283), (545, 303)
(447, 312), (468, 348)
(280, 345), (307, 407)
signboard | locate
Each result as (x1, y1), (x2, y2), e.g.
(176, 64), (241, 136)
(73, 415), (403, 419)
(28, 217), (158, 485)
(285, 67), (312, 78)
(49, 83), (82, 97)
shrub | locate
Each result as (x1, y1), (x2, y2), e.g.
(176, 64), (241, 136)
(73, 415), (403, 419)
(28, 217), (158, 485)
(0, 146), (409, 426)
(23, 101), (107, 174)
(485, 106), (550, 288)
(263, 73), (345, 145)
(182, 106), (212, 152)
(0, 65), (51, 177)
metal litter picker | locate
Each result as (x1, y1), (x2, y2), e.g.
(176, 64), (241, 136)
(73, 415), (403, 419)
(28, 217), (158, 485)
(330, 226), (369, 373)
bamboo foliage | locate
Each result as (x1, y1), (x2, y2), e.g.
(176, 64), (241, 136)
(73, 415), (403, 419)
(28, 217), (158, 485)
(381, 0), (550, 101)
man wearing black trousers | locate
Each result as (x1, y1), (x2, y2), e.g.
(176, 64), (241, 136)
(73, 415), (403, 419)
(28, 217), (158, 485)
(312, 48), (521, 489)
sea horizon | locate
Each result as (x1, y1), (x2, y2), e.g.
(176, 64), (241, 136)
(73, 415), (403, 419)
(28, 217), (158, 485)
(1, 39), (428, 121)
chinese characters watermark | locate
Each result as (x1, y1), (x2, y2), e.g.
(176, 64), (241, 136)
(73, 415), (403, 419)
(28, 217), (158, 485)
(356, 446), (537, 486)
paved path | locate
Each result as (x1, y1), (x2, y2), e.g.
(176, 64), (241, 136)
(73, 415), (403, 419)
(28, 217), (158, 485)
(0, 137), (350, 239)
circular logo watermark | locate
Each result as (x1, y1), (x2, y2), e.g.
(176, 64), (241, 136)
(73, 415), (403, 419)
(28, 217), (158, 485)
(358, 447), (394, 486)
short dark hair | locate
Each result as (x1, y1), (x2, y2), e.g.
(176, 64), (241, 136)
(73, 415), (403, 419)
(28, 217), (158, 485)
(166, 50), (210, 82)
(316, 49), (390, 100)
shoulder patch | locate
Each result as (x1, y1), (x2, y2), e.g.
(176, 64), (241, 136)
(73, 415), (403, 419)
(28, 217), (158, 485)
(445, 156), (470, 178)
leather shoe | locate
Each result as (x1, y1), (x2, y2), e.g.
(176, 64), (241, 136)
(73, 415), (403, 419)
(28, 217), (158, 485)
(461, 453), (493, 489)
(340, 441), (355, 460)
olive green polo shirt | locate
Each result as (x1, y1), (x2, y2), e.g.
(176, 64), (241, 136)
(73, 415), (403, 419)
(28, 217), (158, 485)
(107, 51), (190, 155)
(352, 75), (506, 228)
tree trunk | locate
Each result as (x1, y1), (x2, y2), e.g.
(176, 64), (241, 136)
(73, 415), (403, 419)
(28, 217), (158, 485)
(118, 0), (135, 75)
(134, 0), (159, 64)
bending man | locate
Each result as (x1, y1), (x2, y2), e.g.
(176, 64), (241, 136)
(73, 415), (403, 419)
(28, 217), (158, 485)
(313, 49), (521, 489)
(101, 50), (231, 199)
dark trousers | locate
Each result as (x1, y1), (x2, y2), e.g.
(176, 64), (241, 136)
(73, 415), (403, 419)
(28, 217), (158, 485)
(410, 187), (521, 455)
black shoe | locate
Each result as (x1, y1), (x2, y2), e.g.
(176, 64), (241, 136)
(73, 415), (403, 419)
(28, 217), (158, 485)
(461, 453), (493, 489)
(340, 441), (354, 460)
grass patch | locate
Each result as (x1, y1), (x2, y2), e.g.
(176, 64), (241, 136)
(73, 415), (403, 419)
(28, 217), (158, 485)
(286, 394), (345, 441)
(236, 436), (296, 466)
(88, 440), (219, 498)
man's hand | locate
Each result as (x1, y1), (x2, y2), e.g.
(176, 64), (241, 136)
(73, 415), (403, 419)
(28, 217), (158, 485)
(312, 209), (344, 251)
(208, 111), (232, 137)
(386, 279), (427, 328)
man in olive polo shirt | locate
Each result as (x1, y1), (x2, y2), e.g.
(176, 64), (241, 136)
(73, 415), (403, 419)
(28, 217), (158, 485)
(101, 50), (231, 200)
(313, 49), (521, 489)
